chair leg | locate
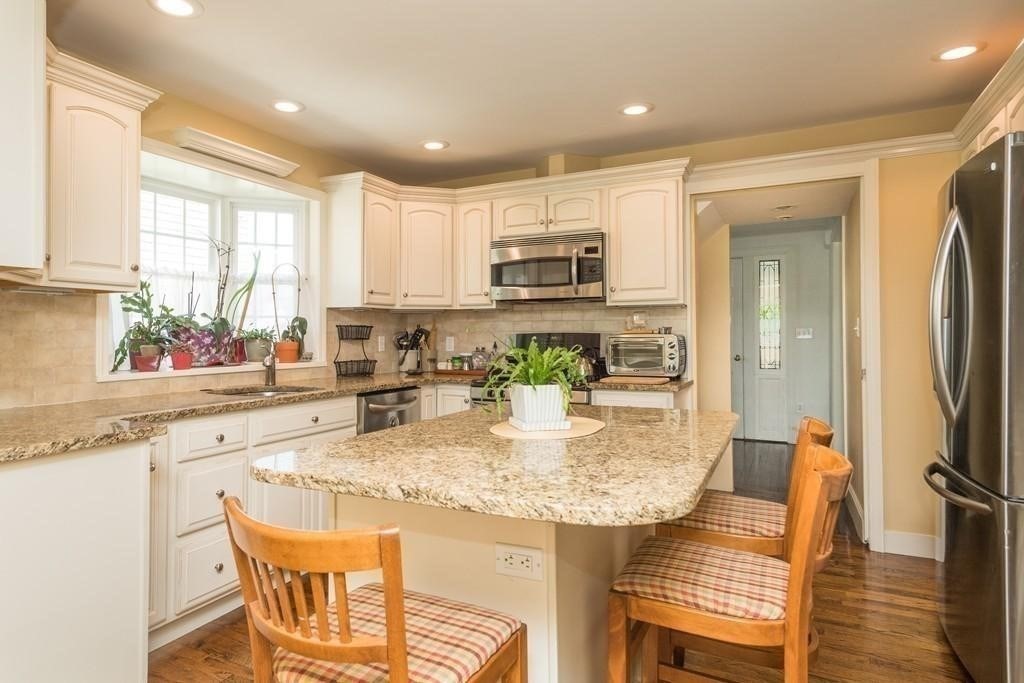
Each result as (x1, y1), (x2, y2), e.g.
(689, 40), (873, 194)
(641, 624), (658, 683)
(244, 609), (275, 683)
(783, 625), (809, 683)
(503, 626), (527, 683)
(608, 593), (629, 683)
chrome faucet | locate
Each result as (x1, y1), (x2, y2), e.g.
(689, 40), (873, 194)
(263, 351), (276, 387)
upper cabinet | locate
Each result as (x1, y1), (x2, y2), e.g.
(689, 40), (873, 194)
(399, 202), (453, 308)
(363, 191), (399, 306)
(607, 179), (684, 306)
(456, 201), (494, 308)
(493, 189), (602, 238)
(1008, 89), (1024, 134)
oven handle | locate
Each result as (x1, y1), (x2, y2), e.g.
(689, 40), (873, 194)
(922, 460), (992, 515)
(365, 397), (419, 414)
(571, 247), (579, 294)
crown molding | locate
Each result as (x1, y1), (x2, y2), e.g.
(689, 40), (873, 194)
(46, 42), (161, 111)
(953, 38), (1024, 146)
(171, 127), (300, 178)
(320, 171), (458, 202)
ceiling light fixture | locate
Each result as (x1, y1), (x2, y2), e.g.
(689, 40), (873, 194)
(620, 103), (654, 116)
(936, 43), (985, 61)
(148, 0), (203, 18)
(422, 140), (450, 151)
(272, 100), (305, 113)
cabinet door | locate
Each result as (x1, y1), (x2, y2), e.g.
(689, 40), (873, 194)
(1008, 89), (1024, 133)
(421, 387), (437, 420)
(400, 201), (453, 307)
(547, 189), (602, 233)
(48, 82), (141, 288)
(607, 180), (682, 305)
(976, 109), (1007, 152)
(493, 195), (547, 238)
(456, 201), (494, 307)
(363, 191), (399, 306)
(436, 385), (472, 416)
(148, 438), (169, 629)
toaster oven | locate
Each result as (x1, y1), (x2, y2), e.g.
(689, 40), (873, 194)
(606, 333), (687, 378)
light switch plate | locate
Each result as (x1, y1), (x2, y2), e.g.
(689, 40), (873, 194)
(378, 335), (386, 352)
(445, 336), (455, 352)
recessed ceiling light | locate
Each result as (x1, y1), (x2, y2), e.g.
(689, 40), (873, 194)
(272, 100), (305, 113)
(148, 0), (203, 18)
(422, 140), (450, 151)
(935, 43), (985, 61)
(620, 103), (654, 116)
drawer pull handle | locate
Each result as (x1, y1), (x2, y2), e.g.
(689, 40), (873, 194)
(149, 462), (156, 472)
(215, 489), (226, 499)
(215, 433), (225, 443)
(214, 563), (224, 573)
(311, 415), (319, 424)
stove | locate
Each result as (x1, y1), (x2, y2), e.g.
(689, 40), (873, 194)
(469, 332), (599, 406)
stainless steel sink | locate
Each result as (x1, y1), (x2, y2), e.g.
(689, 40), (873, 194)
(203, 385), (322, 398)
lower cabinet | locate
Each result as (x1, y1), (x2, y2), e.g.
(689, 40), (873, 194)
(435, 384), (472, 416)
(591, 390), (676, 409)
(421, 387), (437, 419)
(149, 397), (356, 645)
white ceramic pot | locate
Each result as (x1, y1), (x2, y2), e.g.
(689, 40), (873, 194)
(508, 384), (571, 432)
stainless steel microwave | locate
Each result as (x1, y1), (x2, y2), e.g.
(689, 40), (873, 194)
(490, 232), (605, 302)
(606, 333), (687, 378)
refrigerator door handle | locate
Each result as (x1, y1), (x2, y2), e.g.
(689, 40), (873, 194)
(923, 460), (992, 515)
(929, 205), (969, 424)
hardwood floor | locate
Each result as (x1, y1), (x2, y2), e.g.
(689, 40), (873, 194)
(148, 438), (970, 682)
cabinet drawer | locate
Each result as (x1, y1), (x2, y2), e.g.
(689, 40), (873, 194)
(176, 451), (248, 536)
(591, 390), (675, 409)
(173, 414), (248, 463)
(174, 527), (239, 615)
(251, 398), (356, 445)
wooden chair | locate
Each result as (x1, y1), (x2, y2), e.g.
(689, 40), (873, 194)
(608, 444), (853, 683)
(223, 497), (527, 683)
(656, 416), (834, 561)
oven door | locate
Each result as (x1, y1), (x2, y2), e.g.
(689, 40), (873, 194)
(607, 336), (670, 376)
(490, 237), (604, 301)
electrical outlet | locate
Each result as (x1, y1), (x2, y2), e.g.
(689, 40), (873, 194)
(445, 336), (455, 352)
(377, 335), (386, 352)
(495, 543), (543, 581)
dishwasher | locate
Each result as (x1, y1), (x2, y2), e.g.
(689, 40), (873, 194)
(357, 387), (421, 434)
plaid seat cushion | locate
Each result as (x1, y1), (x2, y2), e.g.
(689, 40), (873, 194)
(663, 490), (786, 538)
(612, 536), (789, 620)
(273, 583), (521, 683)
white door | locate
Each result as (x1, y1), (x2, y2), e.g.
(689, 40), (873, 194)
(363, 191), (398, 306)
(729, 258), (746, 439)
(493, 195), (547, 238)
(456, 201), (493, 307)
(606, 180), (681, 304)
(48, 82), (141, 288)
(739, 254), (788, 441)
(400, 201), (453, 308)
(547, 189), (602, 233)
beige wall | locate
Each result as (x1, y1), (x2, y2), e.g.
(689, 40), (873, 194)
(844, 188), (865, 508)
(878, 151), (960, 536)
(142, 93), (358, 190)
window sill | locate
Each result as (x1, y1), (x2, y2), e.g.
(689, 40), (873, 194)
(96, 360), (327, 383)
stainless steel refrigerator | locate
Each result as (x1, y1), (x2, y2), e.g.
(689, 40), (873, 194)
(925, 132), (1024, 682)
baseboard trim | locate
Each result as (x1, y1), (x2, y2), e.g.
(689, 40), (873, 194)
(148, 591), (243, 652)
(883, 530), (938, 559)
(844, 488), (866, 543)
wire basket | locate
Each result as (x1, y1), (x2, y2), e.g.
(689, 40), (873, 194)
(334, 359), (377, 376)
(337, 324), (373, 340)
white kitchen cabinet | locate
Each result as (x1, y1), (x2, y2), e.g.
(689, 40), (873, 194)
(149, 438), (169, 629)
(591, 390), (676, 409)
(364, 191), (400, 306)
(975, 109), (1008, 153)
(421, 386), (437, 419)
(0, 0), (45, 272)
(1008, 88), (1024, 133)
(173, 525), (240, 615)
(456, 201), (494, 307)
(400, 201), (453, 307)
(175, 450), (248, 536)
(436, 384), (473, 416)
(493, 190), (603, 238)
(607, 179), (684, 305)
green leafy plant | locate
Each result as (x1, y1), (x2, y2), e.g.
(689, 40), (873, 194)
(240, 326), (276, 342)
(112, 281), (176, 371)
(482, 339), (585, 416)
(279, 316), (308, 355)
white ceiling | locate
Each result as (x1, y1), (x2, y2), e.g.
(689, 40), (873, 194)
(48, 0), (1024, 185)
(701, 179), (859, 227)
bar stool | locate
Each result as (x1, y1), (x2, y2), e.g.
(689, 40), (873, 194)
(223, 498), (527, 683)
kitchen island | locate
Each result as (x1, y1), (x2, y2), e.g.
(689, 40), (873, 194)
(252, 405), (737, 682)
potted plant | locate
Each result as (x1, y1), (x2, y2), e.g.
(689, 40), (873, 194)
(483, 339), (585, 431)
(166, 339), (195, 370)
(241, 326), (276, 363)
(112, 281), (173, 372)
(275, 317), (306, 363)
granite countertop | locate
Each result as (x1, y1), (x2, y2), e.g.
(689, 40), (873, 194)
(251, 406), (737, 526)
(0, 372), (694, 464)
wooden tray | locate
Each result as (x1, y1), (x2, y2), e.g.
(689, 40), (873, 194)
(489, 416), (606, 440)
(432, 369), (487, 377)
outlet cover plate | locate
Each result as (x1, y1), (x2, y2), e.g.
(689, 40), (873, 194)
(495, 542), (543, 581)
(445, 336), (455, 352)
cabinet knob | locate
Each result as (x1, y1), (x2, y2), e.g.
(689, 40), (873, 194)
(311, 415), (319, 424)
(483, 291), (490, 297)
(149, 462), (156, 472)
(215, 489), (225, 499)
(734, 354), (742, 361)
(464, 398), (470, 404)
(130, 264), (140, 272)
(609, 286), (616, 293)
(538, 219), (544, 225)
(214, 563), (224, 573)
(368, 289), (374, 294)
(215, 433), (225, 443)
(547, 218), (554, 224)
(403, 292), (409, 298)
(44, 253), (51, 262)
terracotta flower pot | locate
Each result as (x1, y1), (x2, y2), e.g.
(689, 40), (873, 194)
(136, 355), (161, 372)
(275, 340), (300, 363)
(232, 338), (247, 364)
(170, 351), (194, 370)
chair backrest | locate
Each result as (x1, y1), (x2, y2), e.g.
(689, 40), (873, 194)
(783, 417), (835, 556)
(783, 444), (853, 639)
(223, 497), (411, 681)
